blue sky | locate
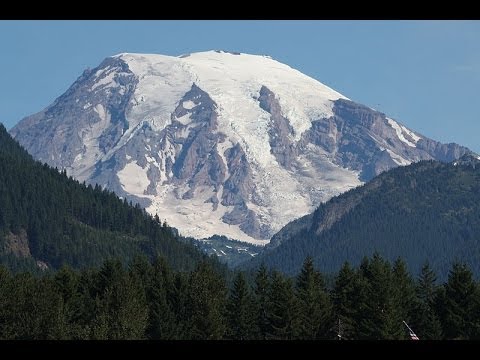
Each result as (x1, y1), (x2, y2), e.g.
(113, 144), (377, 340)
(0, 20), (479, 153)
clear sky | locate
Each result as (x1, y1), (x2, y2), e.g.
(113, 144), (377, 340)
(0, 20), (479, 153)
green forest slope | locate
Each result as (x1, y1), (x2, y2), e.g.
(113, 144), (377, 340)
(0, 124), (218, 272)
(248, 157), (480, 280)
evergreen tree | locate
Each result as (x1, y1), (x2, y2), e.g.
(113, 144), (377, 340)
(93, 259), (148, 339)
(146, 256), (178, 339)
(357, 253), (403, 339)
(391, 258), (417, 339)
(296, 257), (333, 339)
(254, 264), (270, 340)
(332, 262), (360, 340)
(53, 265), (81, 339)
(266, 270), (299, 340)
(33, 276), (67, 340)
(442, 262), (477, 339)
(226, 272), (257, 340)
(129, 255), (153, 289)
(185, 261), (227, 340)
(413, 262), (442, 339)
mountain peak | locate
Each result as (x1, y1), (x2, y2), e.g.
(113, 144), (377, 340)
(11, 52), (472, 244)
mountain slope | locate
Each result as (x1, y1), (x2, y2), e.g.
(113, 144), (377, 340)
(0, 123), (215, 272)
(245, 155), (480, 279)
(11, 50), (472, 244)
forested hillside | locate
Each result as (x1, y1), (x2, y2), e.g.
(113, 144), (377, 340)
(0, 124), (217, 272)
(248, 157), (480, 280)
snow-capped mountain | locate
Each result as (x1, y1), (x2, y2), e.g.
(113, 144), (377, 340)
(11, 50), (472, 244)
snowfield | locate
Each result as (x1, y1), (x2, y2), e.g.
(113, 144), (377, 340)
(114, 51), (353, 243)
(13, 50), (459, 245)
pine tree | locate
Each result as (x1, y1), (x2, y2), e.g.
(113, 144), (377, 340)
(442, 262), (477, 339)
(169, 272), (189, 339)
(254, 264), (270, 340)
(185, 261), (227, 340)
(332, 261), (360, 340)
(413, 262), (443, 339)
(53, 265), (81, 339)
(296, 257), (333, 339)
(226, 272), (257, 340)
(357, 253), (403, 339)
(146, 256), (178, 339)
(392, 258), (417, 339)
(266, 270), (300, 340)
(129, 255), (153, 289)
(93, 259), (148, 339)
(33, 276), (68, 340)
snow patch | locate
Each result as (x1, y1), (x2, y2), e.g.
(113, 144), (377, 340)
(175, 113), (193, 126)
(120, 53), (193, 133)
(386, 118), (417, 147)
(118, 161), (150, 196)
(182, 100), (196, 109)
(91, 71), (117, 91)
(148, 185), (270, 245)
(400, 124), (421, 143)
(74, 153), (83, 163)
(94, 67), (107, 78)
(93, 104), (106, 119)
(386, 149), (411, 166)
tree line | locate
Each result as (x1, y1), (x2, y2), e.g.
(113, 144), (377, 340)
(1, 252), (479, 340)
(0, 123), (216, 273)
(248, 159), (480, 280)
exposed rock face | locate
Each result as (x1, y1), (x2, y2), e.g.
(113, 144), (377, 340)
(13, 57), (137, 181)
(4, 230), (31, 258)
(11, 51), (474, 244)
(302, 99), (468, 181)
(258, 85), (296, 169)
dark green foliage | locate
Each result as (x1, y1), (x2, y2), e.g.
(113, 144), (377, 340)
(391, 258), (417, 337)
(0, 254), (479, 339)
(440, 263), (479, 339)
(226, 272), (257, 339)
(254, 264), (270, 340)
(356, 253), (404, 339)
(185, 261), (227, 339)
(266, 270), (299, 339)
(145, 256), (179, 339)
(0, 123), (217, 272)
(92, 259), (148, 339)
(412, 262), (443, 339)
(296, 257), (333, 339)
(247, 159), (480, 280)
(332, 262), (361, 340)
